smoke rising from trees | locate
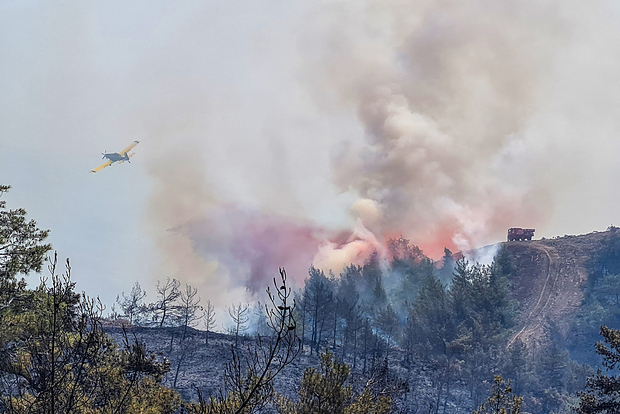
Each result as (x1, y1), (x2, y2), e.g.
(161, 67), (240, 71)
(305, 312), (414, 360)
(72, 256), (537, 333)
(303, 0), (568, 260)
(17, 0), (611, 301)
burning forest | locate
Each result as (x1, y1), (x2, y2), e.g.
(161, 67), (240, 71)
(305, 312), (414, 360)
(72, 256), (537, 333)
(137, 0), (620, 309)
(3, 0), (620, 413)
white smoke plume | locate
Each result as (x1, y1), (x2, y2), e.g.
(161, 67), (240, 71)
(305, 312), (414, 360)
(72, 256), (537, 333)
(130, 0), (620, 298)
(302, 0), (570, 262)
(6, 2), (620, 315)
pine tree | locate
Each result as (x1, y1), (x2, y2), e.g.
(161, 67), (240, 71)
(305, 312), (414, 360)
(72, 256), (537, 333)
(304, 266), (334, 355)
(362, 254), (387, 308)
(276, 350), (390, 414)
(438, 248), (455, 286)
(504, 338), (528, 395)
(228, 302), (250, 348)
(0, 184), (51, 294)
(449, 258), (471, 323)
(116, 281), (148, 325)
(154, 277), (181, 327)
(203, 299), (216, 345)
(411, 274), (454, 355)
(576, 325), (620, 413)
(337, 269), (362, 362)
(375, 304), (399, 361)
(473, 376), (522, 414)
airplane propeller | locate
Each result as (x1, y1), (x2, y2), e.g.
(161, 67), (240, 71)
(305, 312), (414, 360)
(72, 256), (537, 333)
(101, 151), (106, 159)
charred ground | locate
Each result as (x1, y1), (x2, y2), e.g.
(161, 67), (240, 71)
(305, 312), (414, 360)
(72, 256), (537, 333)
(100, 228), (620, 414)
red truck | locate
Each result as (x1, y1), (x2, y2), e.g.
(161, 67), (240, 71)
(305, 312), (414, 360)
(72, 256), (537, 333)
(507, 228), (535, 241)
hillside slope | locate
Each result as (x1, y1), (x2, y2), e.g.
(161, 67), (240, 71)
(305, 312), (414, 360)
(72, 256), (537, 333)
(102, 229), (617, 412)
(505, 230), (610, 350)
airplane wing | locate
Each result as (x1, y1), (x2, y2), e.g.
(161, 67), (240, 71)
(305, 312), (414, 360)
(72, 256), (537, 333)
(91, 160), (112, 173)
(118, 140), (140, 156)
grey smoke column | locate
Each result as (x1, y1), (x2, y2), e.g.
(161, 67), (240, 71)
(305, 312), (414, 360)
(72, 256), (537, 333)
(305, 0), (569, 257)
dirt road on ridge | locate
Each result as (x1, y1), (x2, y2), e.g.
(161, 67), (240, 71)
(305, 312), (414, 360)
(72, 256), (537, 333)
(501, 231), (615, 350)
(507, 242), (561, 348)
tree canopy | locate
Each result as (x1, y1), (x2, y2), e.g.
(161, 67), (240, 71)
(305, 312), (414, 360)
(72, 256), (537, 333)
(0, 185), (51, 292)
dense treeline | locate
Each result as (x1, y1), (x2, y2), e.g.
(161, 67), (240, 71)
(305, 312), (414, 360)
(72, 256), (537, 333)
(289, 232), (620, 413)
(102, 224), (604, 412)
(5, 183), (620, 414)
(289, 238), (522, 412)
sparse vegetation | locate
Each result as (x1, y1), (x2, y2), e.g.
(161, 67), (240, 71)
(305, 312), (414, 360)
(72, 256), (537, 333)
(0, 254), (180, 414)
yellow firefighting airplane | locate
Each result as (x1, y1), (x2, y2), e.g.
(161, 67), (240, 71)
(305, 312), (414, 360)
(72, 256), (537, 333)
(91, 141), (140, 173)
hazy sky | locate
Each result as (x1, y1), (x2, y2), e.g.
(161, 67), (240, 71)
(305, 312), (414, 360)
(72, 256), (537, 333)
(2, 0), (620, 318)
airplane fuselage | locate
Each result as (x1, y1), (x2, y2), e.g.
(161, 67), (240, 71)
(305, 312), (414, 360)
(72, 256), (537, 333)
(103, 152), (130, 163)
